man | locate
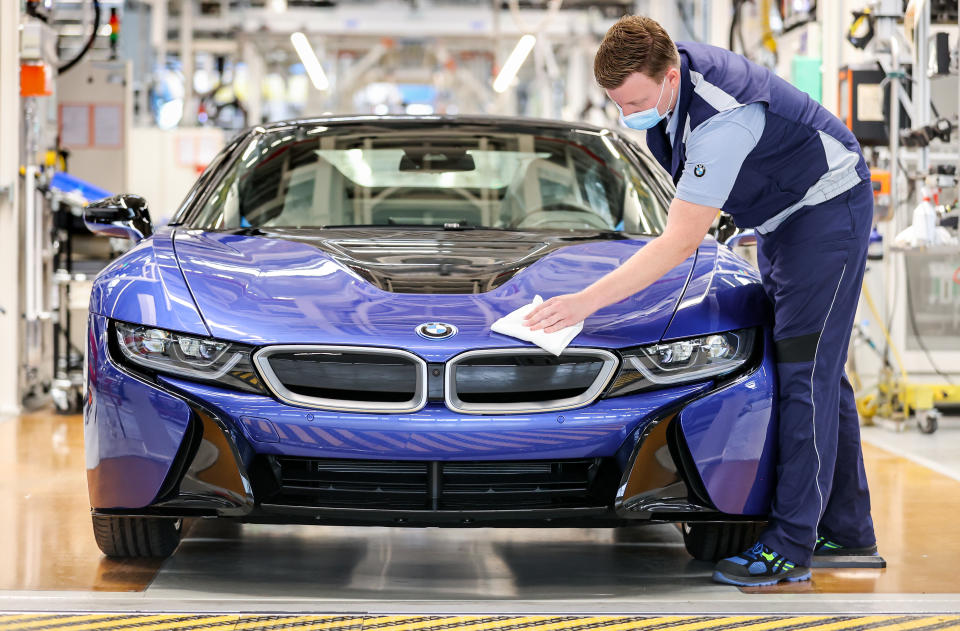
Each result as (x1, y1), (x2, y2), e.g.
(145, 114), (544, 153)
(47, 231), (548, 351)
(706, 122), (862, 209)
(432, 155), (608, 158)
(523, 15), (878, 586)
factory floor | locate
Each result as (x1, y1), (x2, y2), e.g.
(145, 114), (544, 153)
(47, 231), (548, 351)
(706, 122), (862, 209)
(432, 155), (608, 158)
(1, 411), (960, 630)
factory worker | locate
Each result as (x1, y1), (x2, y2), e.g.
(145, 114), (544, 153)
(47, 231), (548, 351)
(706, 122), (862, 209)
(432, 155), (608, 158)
(524, 15), (878, 586)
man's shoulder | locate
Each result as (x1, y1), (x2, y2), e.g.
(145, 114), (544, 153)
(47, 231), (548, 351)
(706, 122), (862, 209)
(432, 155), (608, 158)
(689, 103), (767, 145)
(675, 41), (746, 65)
(701, 102), (767, 126)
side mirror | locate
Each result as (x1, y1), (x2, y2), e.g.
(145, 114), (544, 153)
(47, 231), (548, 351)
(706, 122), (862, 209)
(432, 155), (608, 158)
(84, 194), (153, 243)
(724, 229), (757, 249)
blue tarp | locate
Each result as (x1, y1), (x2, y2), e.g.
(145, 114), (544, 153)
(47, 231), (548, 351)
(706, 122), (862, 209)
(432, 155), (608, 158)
(49, 172), (113, 205)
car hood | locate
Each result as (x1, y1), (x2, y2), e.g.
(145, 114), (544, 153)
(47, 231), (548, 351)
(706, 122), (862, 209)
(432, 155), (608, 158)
(172, 228), (696, 361)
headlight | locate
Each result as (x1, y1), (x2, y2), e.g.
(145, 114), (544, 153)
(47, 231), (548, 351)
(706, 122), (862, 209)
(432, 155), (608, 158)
(112, 321), (267, 394)
(604, 328), (756, 397)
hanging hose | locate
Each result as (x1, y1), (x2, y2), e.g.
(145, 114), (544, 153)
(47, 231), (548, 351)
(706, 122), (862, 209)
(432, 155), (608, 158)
(25, 0), (49, 23)
(861, 282), (908, 384)
(59, 0), (101, 75)
(728, 0), (778, 68)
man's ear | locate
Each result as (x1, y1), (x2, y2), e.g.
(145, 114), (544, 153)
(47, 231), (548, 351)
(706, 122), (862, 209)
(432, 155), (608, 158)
(669, 66), (681, 87)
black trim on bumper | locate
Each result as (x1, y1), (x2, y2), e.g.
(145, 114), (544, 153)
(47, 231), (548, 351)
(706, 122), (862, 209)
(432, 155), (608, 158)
(252, 504), (625, 527)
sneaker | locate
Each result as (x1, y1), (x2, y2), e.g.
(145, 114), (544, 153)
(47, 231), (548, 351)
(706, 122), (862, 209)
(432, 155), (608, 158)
(814, 535), (878, 556)
(713, 542), (811, 586)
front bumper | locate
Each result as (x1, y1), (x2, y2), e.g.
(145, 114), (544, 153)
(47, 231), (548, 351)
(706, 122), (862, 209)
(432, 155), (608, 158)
(85, 313), (777, 525)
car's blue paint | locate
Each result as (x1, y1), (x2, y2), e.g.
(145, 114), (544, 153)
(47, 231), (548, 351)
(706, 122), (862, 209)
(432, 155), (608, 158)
(663, 239), (770, 341)
(157, 373), (712, 461)
(170, 231), (696, 356)
(84, 313), (194, 508)
(678, 329), (778, 515)
(85, 232), (779, 515)
(88, 228), (210, 337)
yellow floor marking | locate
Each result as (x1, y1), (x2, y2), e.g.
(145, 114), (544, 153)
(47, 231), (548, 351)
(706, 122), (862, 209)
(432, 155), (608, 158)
(361, 618), (430, 626)
(200, 617), (417, 631)
(793, 615), (920, 631)
(287, 620), (367, 631)
(365, 617), (728, 631)
(510, 617), (661, 631)
(364, 616), (552, 631)
(586, 617), (754, 631)
(360, 619), (499, 631)
(3, 615), (960, 631)
(363, 616), (700, 631)
(24, 615), (240, 631)
(788, 615), (960, 631)
(0, 614), (166, 631)
(104, 615), (242, 631)
(568, 615), (780, 631)
(360, 617), (473, 628)
(873, 617), (960, 631)
(195, 615), (356, 631)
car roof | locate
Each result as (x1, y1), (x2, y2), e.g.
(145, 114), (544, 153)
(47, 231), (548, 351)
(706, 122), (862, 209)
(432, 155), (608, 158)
(253, 114), (618, 136)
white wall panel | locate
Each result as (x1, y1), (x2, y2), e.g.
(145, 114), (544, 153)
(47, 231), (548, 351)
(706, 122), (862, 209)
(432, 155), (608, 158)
(0, 2), (22, 415)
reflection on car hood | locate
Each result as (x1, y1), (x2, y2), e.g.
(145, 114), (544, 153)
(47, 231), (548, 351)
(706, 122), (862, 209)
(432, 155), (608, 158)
(240, 227), (622, 294)
(172, 228), (696, 359)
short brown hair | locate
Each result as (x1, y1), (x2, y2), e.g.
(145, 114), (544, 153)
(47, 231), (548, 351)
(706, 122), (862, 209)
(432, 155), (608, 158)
(594, 15), (679, 89)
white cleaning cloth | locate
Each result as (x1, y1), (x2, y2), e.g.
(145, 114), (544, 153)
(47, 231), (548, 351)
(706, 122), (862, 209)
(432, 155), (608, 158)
(490, 295), (583, 356)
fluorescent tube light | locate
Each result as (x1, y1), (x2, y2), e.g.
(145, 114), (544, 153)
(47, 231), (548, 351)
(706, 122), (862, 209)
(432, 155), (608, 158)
(493, 34), (536, 93)
(291, 32), (329, 91)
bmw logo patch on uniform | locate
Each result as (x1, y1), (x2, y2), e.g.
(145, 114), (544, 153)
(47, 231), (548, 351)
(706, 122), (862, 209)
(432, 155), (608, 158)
(416, 322), (458, 340)
(694, 164), (706, 177)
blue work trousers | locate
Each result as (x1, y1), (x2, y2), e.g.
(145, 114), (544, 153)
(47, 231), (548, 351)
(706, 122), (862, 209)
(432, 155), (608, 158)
(755, 178), (877, 566)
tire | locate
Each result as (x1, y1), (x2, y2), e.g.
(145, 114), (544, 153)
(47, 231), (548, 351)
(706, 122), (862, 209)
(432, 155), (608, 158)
(917, 411), (940, 435)
(682, 522), (765, 562)
(92, 515), (182, 558)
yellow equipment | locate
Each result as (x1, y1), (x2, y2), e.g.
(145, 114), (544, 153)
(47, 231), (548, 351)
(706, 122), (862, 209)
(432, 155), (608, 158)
(852, 284), (960, 434)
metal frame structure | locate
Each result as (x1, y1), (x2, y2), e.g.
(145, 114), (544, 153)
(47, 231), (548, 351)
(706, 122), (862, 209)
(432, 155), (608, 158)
(842, 0), (960, 432)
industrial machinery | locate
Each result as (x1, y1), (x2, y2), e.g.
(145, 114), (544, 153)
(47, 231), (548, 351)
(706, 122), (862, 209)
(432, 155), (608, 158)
(843, 0), (960, 434)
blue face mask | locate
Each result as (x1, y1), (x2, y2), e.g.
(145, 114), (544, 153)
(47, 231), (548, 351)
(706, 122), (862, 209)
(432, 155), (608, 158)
(617, 78), (673, 131)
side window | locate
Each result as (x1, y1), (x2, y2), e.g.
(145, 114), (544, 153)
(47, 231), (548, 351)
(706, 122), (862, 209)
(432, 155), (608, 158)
(171, 137), (241, 225)
(618, 141), (670, 234)
(624, 174), (668, 234)
(194, 169), (241, 229)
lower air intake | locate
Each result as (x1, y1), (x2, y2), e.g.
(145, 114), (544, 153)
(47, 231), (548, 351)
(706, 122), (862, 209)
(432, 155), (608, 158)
(270, 457), (616, 511)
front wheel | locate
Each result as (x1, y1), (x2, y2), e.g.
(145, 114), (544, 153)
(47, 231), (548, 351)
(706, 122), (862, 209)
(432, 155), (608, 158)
(682, 522), (765, 562)
(92, 515), (183, 558)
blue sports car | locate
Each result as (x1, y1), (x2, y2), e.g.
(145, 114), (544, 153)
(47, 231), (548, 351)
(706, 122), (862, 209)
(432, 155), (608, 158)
(83, 115), (776, 560)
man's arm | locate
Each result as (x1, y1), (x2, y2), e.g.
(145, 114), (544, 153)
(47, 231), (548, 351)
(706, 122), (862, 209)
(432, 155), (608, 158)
(524, 105), (766, 333)
(524, 198), (718, 333)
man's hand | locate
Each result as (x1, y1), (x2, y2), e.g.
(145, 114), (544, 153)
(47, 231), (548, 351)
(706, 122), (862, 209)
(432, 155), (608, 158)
(521, 199), (718, 334)
(523, 292), (598, 333)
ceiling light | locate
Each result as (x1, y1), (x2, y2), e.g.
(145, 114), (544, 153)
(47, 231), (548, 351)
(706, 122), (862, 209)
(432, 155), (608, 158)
(493, 34), (536, 93)
(290, 32), (329, 91)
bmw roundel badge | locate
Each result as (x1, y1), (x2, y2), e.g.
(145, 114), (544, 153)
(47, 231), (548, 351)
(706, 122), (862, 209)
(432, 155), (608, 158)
(416, 322), (458, 340)
(694, 164), (706, 177)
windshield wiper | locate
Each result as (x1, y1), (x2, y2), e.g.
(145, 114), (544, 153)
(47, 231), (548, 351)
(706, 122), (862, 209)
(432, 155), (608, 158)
(320, 222), (512, 231)
(438, 221), (497, 231)
(226, 227), (267, 235)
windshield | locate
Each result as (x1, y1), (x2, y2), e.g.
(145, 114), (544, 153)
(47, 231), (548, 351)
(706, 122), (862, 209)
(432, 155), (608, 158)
(187, 124), (669, 234)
